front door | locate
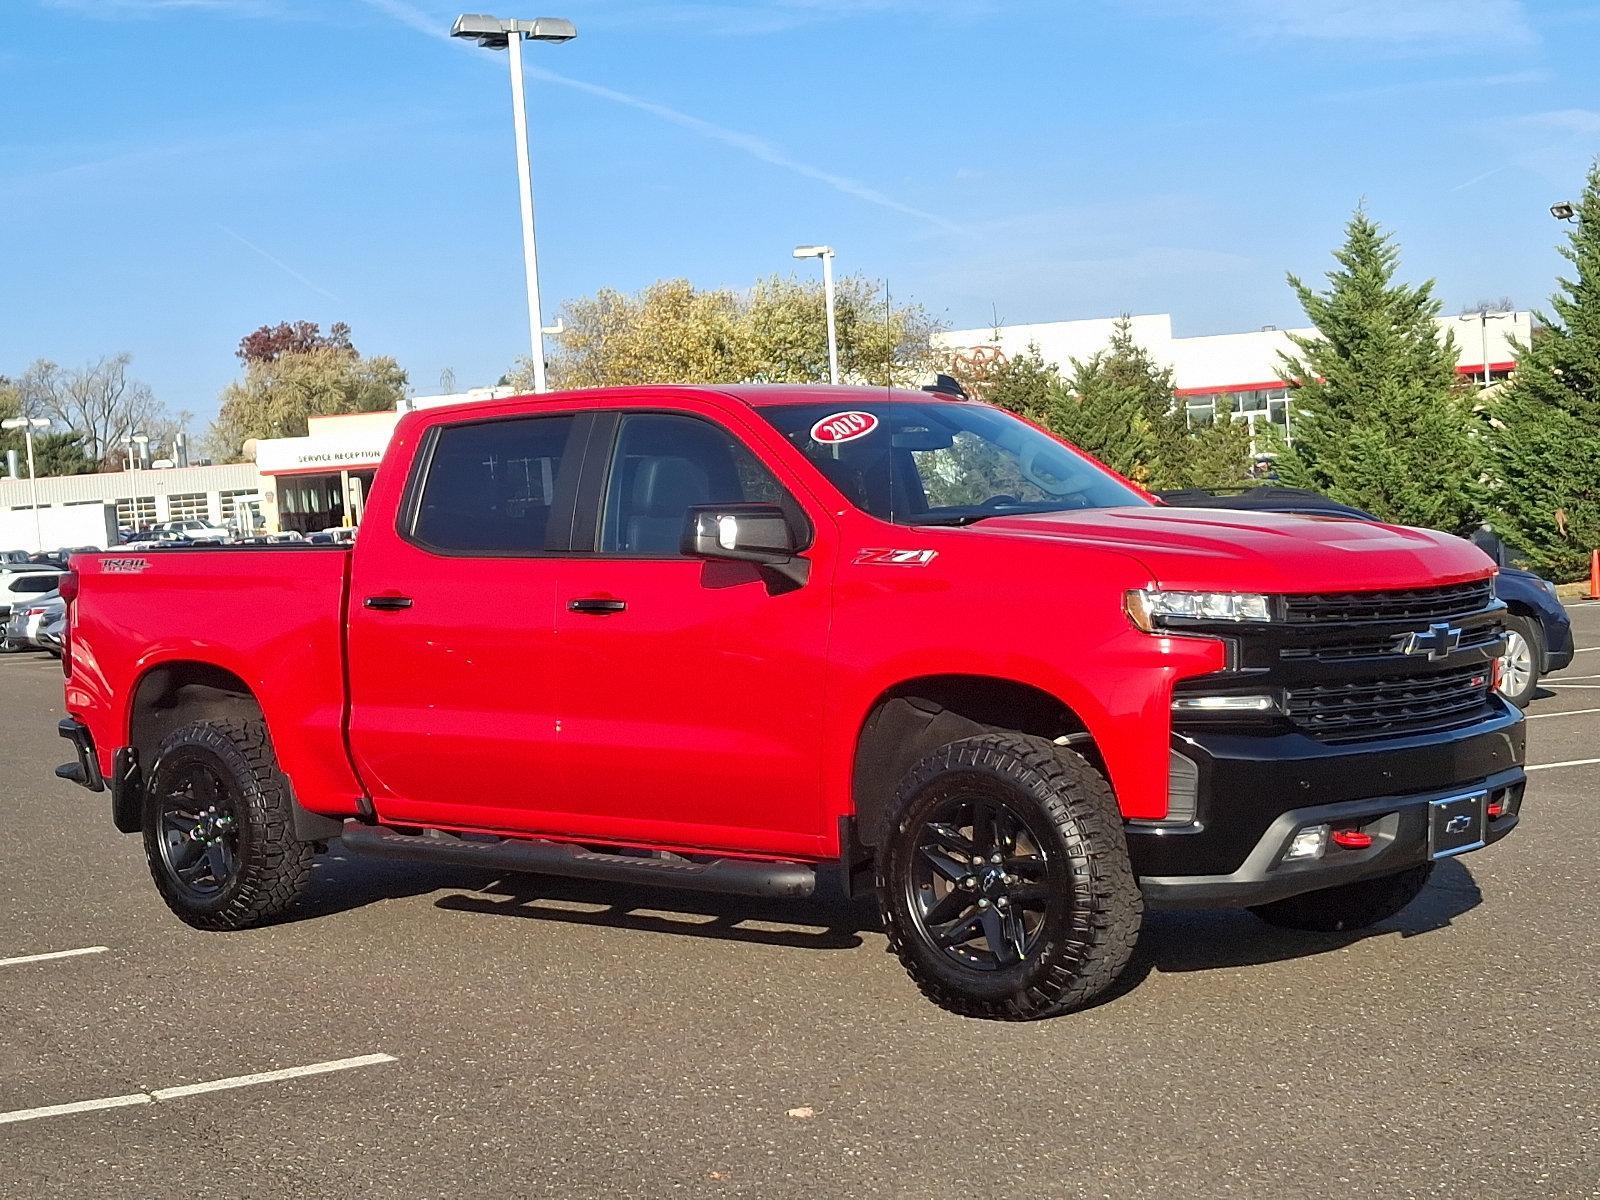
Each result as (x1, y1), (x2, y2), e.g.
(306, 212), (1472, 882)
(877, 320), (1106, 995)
(346, 409), (587, 833)
(552, 410), (834, 858)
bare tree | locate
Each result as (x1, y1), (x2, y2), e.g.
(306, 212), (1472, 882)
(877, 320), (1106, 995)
(18, 355), (170, 464)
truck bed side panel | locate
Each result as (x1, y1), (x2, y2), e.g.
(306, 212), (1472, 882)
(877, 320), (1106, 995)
(66, 549), (364, 816)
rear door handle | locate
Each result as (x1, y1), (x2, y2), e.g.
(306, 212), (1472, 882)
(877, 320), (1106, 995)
(567, 597), (627, 615)
(363, 595), (414, 611)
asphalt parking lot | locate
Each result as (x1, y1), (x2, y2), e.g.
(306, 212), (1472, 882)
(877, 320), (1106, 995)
(2, 614), (1598, 1200)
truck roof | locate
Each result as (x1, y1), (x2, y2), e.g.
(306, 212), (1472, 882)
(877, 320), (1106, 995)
(412, 383), (960, 422)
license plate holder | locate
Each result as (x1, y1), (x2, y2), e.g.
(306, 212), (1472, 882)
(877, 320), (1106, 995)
(1430, 792), (1487, 859)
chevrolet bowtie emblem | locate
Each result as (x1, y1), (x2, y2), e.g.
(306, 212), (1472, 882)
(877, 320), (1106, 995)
(1396, 621), (1464, 661)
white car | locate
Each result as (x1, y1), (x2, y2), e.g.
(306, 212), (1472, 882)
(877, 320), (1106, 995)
(0, 567), (65, 629)
(159, 518), (231, 544)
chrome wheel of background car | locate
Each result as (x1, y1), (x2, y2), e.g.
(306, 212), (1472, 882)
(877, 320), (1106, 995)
(1500, 629), (1533, 700)
(903, 793), (1054, 972)
(155, 761), (241, 903)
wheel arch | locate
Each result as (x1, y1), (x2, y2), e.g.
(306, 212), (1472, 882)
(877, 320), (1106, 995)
(850, 674), (1103, 849)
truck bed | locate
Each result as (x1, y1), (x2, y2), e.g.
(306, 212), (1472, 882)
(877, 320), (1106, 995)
(66, 546), (364, 816)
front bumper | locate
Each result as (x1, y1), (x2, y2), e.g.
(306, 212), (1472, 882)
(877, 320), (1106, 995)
(1543, 611), (1576, 674)
(1129, 704), (1525, 908)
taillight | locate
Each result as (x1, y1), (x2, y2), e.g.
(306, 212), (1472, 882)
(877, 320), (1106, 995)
(59, 570), (77, 676)
(57, 571), (78, 604)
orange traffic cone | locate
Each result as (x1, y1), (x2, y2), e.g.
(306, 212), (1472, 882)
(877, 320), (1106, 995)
(1590, 550), (1600, 600)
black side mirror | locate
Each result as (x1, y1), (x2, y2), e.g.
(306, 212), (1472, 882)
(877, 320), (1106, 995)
(683, 504), (810, 588)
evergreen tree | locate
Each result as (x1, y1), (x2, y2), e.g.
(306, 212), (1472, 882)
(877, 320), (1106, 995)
(1487, 163), (1600, 579)
(1049, 318), (1188, 487)
(979, 344), (1063, 425)
(1275, 208), (1481, 532)
(1182, 397), (1254, 490)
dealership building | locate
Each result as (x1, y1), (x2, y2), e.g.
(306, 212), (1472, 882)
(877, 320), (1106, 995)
(935, 310), (1531, 442)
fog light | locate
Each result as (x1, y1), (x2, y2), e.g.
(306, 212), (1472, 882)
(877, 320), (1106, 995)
(1284, 824), (1329, 861)
(1171, 694), (1279, 713)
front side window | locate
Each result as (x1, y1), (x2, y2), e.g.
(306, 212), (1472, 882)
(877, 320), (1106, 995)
(599, 413), (788, 555)
(756, 400), (1148, 525)
(411, 414), (579, 554)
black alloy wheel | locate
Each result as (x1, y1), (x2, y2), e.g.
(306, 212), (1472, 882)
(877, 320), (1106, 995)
(154, 759), (242, 903)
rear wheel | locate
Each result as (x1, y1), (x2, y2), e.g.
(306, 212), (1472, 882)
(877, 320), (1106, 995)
(1498, 615), (1542, 709)
(876, 732), (1142, 1020)
(141, 719), (312, 930)
(1249, 863), (1434, 933)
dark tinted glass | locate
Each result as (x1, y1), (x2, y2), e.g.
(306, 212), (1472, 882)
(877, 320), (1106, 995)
(412, 415), (577, 553)
(600, 413), (786, 555)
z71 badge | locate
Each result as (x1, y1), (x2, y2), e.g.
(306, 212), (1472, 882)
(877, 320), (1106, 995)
(856, 548), (938, 567)
(101, 558), (151, 573)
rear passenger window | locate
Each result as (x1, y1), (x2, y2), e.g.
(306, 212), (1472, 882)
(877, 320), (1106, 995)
(411, 415), (578, 554)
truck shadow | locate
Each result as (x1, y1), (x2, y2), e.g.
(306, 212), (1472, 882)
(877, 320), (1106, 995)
(293, 846), (1483, 989)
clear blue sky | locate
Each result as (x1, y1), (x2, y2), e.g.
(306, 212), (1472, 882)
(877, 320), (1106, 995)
(3, 0), (1597, 425)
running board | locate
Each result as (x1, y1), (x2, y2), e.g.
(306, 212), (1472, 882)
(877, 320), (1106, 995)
(338, 822), (818, 900)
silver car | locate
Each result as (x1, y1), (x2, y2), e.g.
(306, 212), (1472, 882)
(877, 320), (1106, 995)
(2, 589), (62, 655)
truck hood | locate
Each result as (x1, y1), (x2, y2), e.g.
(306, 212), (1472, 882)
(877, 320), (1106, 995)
(957, 506), (1494, 593)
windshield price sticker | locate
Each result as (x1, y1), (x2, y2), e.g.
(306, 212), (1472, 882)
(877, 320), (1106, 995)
(811, 411), (880, 444)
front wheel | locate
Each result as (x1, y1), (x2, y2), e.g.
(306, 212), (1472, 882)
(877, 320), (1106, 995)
(1498, 615), (1542, 709)
(876, 732), (1143, 1020)
(141, 718), (312, 930)
(1249, 863), (1434, 933)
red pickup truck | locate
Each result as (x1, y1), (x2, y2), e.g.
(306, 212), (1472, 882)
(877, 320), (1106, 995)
(56, 385), (1525, 1019)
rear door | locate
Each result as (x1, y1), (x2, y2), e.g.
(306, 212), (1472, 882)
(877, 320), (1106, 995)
(550, 407), (836, 857)
(345, 409), (591, 832)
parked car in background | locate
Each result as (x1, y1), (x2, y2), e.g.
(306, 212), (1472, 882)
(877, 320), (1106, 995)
(1156, 487), (1575, 707)
(0, 550), (31, 566)
(305, 527), (357, 545)
(121, 529), (196, 551)
(158, 518), (230, 544)
(3, 589), (63, 656)
(0, 566), (65, 631)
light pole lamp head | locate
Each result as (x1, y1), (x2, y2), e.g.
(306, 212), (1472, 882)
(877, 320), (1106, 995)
(1550, 201), (1578, 222)
(451, 13), (576, 47)
(793, 245), (835, 260)
(1, 417), (49, 431)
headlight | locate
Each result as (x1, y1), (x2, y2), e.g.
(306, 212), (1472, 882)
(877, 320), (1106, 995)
(1125, 588), (1274, 630)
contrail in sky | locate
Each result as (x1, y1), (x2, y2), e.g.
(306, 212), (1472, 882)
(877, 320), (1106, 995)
(218, 224), (343, 302)
(357, 0), (960, 233)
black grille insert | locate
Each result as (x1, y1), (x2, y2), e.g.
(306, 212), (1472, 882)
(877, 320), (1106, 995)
(1282, 581), (1494, 625)
(1284, 664), (1495, 739)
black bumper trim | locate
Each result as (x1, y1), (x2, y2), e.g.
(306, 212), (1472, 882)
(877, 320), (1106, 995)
(1139, 768), (1523, 908)
(56, 718), (105, 793)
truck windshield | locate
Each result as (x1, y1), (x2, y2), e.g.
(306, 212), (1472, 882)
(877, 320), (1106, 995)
(755, 400), (1149, 525)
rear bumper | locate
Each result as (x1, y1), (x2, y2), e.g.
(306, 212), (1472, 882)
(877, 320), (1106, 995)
(56, 717), (105, 792)
(1128, 705), (1525, 908)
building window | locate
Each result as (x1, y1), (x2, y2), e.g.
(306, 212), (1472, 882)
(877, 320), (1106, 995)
(220, 489), (259, 524)
(167, 493), (209, 522)
(115, 496), (157, 530)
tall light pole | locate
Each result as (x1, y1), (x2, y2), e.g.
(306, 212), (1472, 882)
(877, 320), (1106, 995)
(794, 244), (839, 385)
(2, 416), (50, 552)
(452, 13), (577, 394)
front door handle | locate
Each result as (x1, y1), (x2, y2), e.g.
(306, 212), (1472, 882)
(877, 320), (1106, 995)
(364, 594), (414, 611)
(567, 597), (627, 615)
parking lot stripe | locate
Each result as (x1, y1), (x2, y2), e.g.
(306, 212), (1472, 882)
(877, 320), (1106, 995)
(0, 1093), (150, 1126)
(1527, 758), (1600, 772)
(0, 1054), (396, 1128)
(1526, 707), (1600, 721)
(147, 1053), (397, 1101)
(0, 946), (109, 968)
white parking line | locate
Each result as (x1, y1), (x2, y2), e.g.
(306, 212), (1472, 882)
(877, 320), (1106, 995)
(1527, 758), (1600, 772)
(0, 946), (108, 968)
(1571, 646), (1599, 654)
(1543, 684), (1600, 689)
(0, 1053), (396, 1127)
(1526, 707), (1600, 721)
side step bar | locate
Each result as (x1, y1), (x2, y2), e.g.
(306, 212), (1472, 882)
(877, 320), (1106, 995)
(338, 822), (818, 900)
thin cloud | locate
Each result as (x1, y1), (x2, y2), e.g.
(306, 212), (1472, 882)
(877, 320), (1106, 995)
(1145, 0), (1536, 52)
(40, 0), (285, 17)
(356, 0), (960, 233)
(218, 225), (343, 302)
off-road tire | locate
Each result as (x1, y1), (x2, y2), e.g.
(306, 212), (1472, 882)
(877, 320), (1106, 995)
(1248, 862), (1435, 933)
(1498, 614), (1542, 709)
(876, 732), (1142, 1020)
(141, 718), (312, 930)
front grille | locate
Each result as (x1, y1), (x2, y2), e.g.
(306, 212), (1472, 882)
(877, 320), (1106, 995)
(1284, 664), (1494, 740)
(1279, 622), (1503, 664)
(1282, 581), (1494, 625)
